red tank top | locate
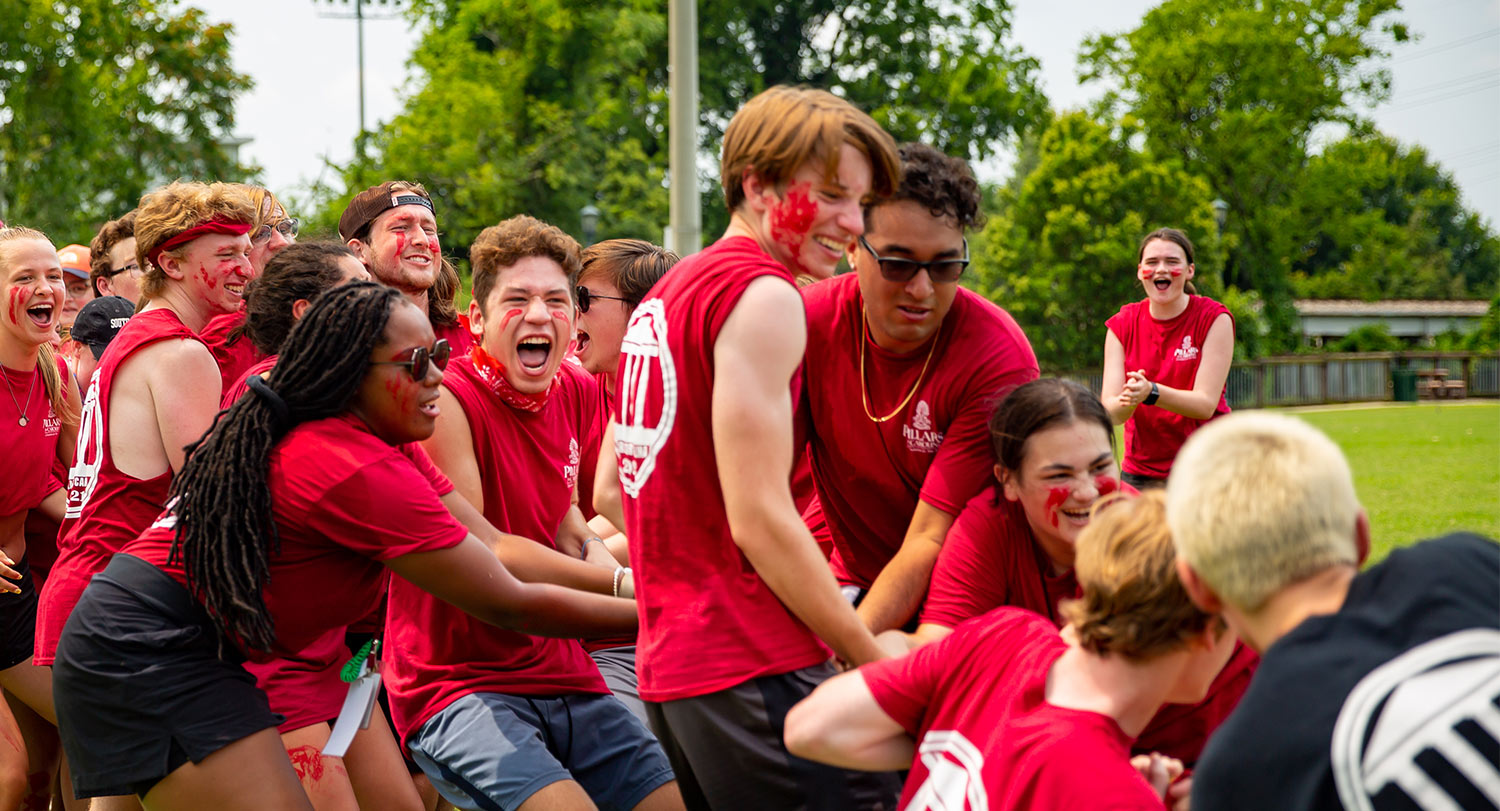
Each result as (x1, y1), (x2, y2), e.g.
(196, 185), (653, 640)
(1105, 296), (1232, 478)
(60, 308), (201, 558)
(617, 236), (830, 702)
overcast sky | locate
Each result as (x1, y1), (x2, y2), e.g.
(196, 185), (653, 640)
(197, 0), (1499, 228)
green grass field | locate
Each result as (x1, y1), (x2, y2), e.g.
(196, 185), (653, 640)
(1289, 402), (1500, 560)
(1117, 401), (1500, 560)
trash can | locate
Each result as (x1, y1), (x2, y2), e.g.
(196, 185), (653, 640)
(1391, 368), (1418, 402)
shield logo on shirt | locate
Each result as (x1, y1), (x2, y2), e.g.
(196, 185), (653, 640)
(615, 300), (676, 498)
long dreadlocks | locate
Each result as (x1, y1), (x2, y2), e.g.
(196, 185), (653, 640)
(167, 281), (405, 653)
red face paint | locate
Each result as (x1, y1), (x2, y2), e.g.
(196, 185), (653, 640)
(196, 263), (219, 289)
(1044, 486), (1071, 528)
(383, 376), (416, 415)
(500, 308), (523, 329)
(427, 237), (441, 255)
(1095, 475), (1119, 497)
(6, 287), (25, 326)
(287, 745), (325, 781)
(392, 231), (407, 265)
(768, 183), (818, 273)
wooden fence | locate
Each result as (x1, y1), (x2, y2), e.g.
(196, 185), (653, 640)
(1057, 351), (1499, 409)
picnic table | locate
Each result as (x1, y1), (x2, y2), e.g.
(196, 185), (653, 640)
(1416, 368), (1467, 399)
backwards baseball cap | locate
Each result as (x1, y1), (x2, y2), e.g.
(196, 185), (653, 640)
(57, 244), (92, 280)
(70, 296), (135, 360)
(338, 181), (436, 243)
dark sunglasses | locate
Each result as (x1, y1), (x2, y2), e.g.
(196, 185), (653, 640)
(576, 285), (633, 313)
(859, 236), (970, 283)
(373, 339), (451, 381)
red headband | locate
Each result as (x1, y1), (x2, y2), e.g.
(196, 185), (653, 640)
(147, 218), (253, 269)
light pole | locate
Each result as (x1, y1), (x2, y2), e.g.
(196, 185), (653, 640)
(1212, 198), (1229, 238)
(667, 0), (700, 255)
(580, 204), (601, 246)
(315, 0), (405, 160)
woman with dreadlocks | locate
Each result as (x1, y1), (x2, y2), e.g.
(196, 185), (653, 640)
(51, 282), (639, 810)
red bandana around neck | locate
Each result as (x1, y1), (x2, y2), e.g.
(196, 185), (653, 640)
(470, 345), (555, 413)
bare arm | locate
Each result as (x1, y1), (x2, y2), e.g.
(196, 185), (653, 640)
(1101, 329), (1136, 425)
(591, 420), (626, 532)
(55, 369), (81, 468)
(1149, 313), (1235, 420)
(856, 502), (956, 634)
(36, 487), (66, 524)
(385, 535), (638, 638)
(556, 501), (621, 570)
(145, 340), (222, 473)
(714, 277), (884, 667)
(784, 670), (914, 771)
(436, 490), (621, 595)
(875, 622), (954, 657)
(421, 385), (483, 510)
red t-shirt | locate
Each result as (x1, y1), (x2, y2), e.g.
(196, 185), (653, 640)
(383, 355), (608, 744)
(122, 413), (466, 729)
(200, 309), (263, 399)
(433, 316), (475, 358)
(220, 354), (278, 409)
(36, 309), (201, 665)
(616, 236), (831, 702)
(864, 608), (1164, 810)
(580, 366), (635, 654)
(800, 274), (1038, 588)
(918, 485), (1255, 764)
(1105, 296), (1232, 478)
(0, 356), (67, 518)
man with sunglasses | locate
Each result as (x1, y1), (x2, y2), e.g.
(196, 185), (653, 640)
(800, 143), (1037, 639)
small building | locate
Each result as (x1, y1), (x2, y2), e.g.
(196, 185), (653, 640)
(1295, 299), (1489, 344)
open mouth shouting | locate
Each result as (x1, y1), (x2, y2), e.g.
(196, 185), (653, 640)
(25, 301), (55, 329)
(516, 335), (554, 374)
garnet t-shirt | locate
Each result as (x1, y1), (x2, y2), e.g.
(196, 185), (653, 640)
(382, 355), (607, 744)
(121, 412), (467, 661)
(0, 357), (67, 518)
(919, 485), (1255, 764)
(200, 309), (262, 399)
(617, 235), (831, 702)
(800, 274), (1038, 588)
(1105, 296), (1232, 478)
(863, 608), (1163, 810)
(36, 308), (201, 665)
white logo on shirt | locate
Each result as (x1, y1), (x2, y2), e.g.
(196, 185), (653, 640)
(563, 437), (581, 490)
(1332, 628), (1500, 811)
(908, 730), (988, 811)
(43, 403), (60, 438)
(903, 399), (944, 454)
(1173, 336), (1199, 362)
(615, 300), (676, 497)
(64, 368), (105, 519)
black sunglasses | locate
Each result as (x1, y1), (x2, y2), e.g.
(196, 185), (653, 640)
(859, 236), (970, 283)
(373, 339), (451, 381)
(576, 285), (633, 313)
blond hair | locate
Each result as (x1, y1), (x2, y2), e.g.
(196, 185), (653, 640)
(720, 86), (901, 212)
(1166, 412), (1361, 612)
(0, 227), (78, 425)
(1060, 491), (1214, 660)
(134, 181), (257, 300)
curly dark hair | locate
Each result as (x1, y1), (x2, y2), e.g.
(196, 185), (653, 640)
(237, 241), (360, 356)
(468, 215), (582, 313)
(866, 142), (984, 232)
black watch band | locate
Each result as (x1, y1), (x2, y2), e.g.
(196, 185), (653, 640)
(1143, 382), (1160, 406)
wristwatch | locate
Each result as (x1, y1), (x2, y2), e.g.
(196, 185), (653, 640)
(1143, 382), (1160, 406)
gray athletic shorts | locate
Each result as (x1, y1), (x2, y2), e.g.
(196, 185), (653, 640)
(408, 690), (673, 811)
(645, 661), (902, 811)
(591, 645), (649, 725)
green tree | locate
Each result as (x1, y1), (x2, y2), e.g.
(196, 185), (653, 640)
(1, 0), (251, 244)
(305, 0), (670, 257)
(1079, 0), (1408, 348)
(1287, 134), (1500, 300)
(969, 111), (1231, 372)
(312, 0), (1048, 254)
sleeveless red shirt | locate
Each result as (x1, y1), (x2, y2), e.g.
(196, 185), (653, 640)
(35, 308), (201, 665)
(617, 236), (831, 702)
(1105, 296), (1232, 478)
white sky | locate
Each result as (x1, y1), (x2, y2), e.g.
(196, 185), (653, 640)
(198, 0), (1500, 228)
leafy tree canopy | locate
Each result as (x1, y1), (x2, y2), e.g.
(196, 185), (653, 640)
(0, 0), (251, 244)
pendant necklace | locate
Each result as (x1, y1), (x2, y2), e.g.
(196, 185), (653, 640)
(0, 366), (36, 427)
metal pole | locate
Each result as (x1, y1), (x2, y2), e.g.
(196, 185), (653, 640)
(667, 0), (700, 255)
(357, 0), (367, 156)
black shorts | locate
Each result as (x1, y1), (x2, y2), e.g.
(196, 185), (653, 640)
(0, 554), (38, 670)
(53, 554), (282, 799)
(1122, 471), (1167, 490)
(646, 662), (902, 811)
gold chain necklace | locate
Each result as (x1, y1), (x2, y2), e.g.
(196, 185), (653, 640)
(859, 309), (938, 423)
